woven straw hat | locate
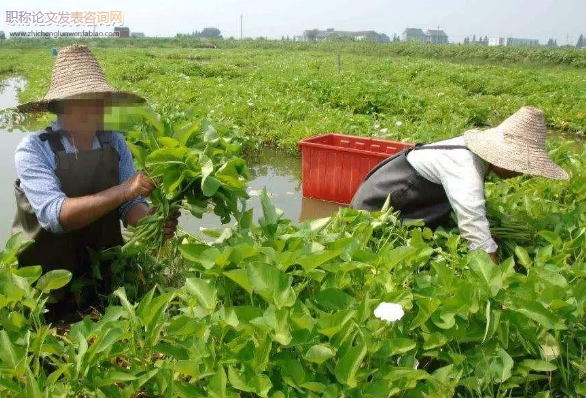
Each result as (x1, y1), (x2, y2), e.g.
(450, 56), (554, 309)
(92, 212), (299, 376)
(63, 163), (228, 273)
(18, 44), (145, 113)
(464, 106), (568, 180)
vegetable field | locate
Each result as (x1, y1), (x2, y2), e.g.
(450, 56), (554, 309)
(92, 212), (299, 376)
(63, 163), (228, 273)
(1, 40), (586, 397)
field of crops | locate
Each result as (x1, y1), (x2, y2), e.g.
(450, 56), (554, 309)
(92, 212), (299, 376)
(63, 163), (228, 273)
(0, 40), (586, 397)
(2, 40), (586, 152)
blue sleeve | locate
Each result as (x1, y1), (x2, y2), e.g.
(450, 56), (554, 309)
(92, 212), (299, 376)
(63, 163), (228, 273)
(111, 132), (148, 223)
(14, 136), (67, 234)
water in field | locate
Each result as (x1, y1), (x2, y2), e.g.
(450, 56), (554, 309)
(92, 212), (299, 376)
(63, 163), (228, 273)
(0, 77), (342, 244)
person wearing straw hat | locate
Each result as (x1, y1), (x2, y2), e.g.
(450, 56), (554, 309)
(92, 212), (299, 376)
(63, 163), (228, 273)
(12, 45), (180, 319)
(351, 106), (568, 264)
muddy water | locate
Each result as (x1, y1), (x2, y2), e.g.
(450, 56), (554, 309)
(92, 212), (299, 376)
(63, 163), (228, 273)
(0, 77), (33, 244)
(0, 77), (342, 244)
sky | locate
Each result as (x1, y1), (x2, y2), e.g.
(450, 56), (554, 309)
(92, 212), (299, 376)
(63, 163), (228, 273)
(2, 0), (585, 44)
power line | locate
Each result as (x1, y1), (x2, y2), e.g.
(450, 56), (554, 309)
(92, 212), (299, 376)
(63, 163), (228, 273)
(240, 15), (243, 40)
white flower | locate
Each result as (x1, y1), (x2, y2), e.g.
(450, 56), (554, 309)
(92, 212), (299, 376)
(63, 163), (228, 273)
(374, 122), (381, 129)
(380, 128), (388, 134)
(248, 189), (260, 196)
(395, 121), (403, 127)
(374, 302), (404, 323)
(247, 101), (255, 107)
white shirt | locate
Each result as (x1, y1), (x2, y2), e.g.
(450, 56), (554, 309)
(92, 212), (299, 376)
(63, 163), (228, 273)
(406, 136), (498, 253)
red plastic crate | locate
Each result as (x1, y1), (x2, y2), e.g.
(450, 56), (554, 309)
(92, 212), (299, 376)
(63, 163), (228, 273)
(298, 134), (414, 204)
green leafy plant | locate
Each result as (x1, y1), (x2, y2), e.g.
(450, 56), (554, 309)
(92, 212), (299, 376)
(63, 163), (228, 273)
(121, 108), (250, 251)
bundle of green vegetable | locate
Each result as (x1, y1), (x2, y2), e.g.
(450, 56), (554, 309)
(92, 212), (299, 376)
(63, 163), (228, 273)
(121, 108), (250, 251)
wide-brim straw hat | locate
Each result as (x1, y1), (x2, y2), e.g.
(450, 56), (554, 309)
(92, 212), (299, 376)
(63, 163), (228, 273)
(17, 44), (145, 113)
(464, 106), (568, 180)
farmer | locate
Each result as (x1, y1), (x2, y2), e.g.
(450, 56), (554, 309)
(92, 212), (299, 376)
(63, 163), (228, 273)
(351, 106), (568, 264)
(12, 45), (180, 319)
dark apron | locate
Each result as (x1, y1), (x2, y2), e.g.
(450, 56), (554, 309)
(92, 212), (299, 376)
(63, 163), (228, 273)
(12, 126), (124, 318)
(350, 144), (469, 228)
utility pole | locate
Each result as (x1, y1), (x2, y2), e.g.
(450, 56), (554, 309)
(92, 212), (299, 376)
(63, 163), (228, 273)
(240, 15), (243, 40)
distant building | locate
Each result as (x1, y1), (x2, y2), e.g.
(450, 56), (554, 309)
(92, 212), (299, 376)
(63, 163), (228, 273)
(488, 37), (506, 46)
(425, 29), (448, 44)
(114, 27), (130, 38)
(402, 28), (426, 43)
(131, 32), (145, 38)
(303, 28), (387, 43)
(488, 37), (539, 47)
(507, 38), (539, 47)
(0, 31), (5, 40)
(292, 35), (304, 42)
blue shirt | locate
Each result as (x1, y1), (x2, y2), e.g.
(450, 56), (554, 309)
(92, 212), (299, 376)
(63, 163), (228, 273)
(14, 122), (147, 234)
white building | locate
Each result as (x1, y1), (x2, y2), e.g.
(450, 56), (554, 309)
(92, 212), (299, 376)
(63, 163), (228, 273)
(489, 37), (540, 47)
(488, 37), (506, 46)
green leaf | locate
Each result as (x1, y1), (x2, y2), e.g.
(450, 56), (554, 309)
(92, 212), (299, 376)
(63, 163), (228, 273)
(247, 263), (296, 309)
(423, 332), (448, 350)
(515, 246), (532, 268)
(0, 330), (19, 369)
(185, 278), (217, 311)
(36, 270), (72, 293)
(260, 188), (279, 226)
(305, 345), (335, 365)
(383, 368), (430, 383)
(508, 296), (565, 330)
(200, 154), (221, 197)
(14, 266), (42, 284)
(137, 106), (165, 133)
(374, 338), (416, 357)
(334, 343), (367, 388)
(317, 310), (356, 338)
(469, 251), (502, 296)
(145, 147), (188, 166)
(384, 246), (418, 270)
(173, 120), (201, 145)
(26, 368), (42, 398)
(520, 359), (557, 372)
(297, 250), (342, 272)
(208, 366), (227, 398)
(224, 269), (253, 294)
(227, 366), (255, 393)
(313, 288), (356, 311)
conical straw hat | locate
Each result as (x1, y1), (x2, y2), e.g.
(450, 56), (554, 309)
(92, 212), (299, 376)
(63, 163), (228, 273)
(18, 44), (145, 113)
(464, 106), (568, 180)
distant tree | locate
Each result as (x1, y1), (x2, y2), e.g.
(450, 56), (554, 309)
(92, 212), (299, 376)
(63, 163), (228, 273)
(200, 27), (222, 39)
(393, 34), (401, 43)
(547, 38), (558, 48)
(472, 34), (476, 43)
(577, 34), (585, 48)
(377, 33), (391, 43)
(484, 35), (489, 45)
(305, 29), (319, 41)
(464, 36), (470, 45)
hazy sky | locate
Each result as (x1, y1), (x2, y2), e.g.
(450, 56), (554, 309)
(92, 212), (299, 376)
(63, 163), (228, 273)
(2, 0), (585, 44)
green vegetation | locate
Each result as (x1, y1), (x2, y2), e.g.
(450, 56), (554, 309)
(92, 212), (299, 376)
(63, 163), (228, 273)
(0, 41), (585, 397)
(121, 109), (250, 251)
(1, 41), (585, 153)
(0, 139), (585, 397)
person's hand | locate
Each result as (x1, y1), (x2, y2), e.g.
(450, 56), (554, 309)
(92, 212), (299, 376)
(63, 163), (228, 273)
(122, 172), (155, 201)
(163, 210), (181, 240)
